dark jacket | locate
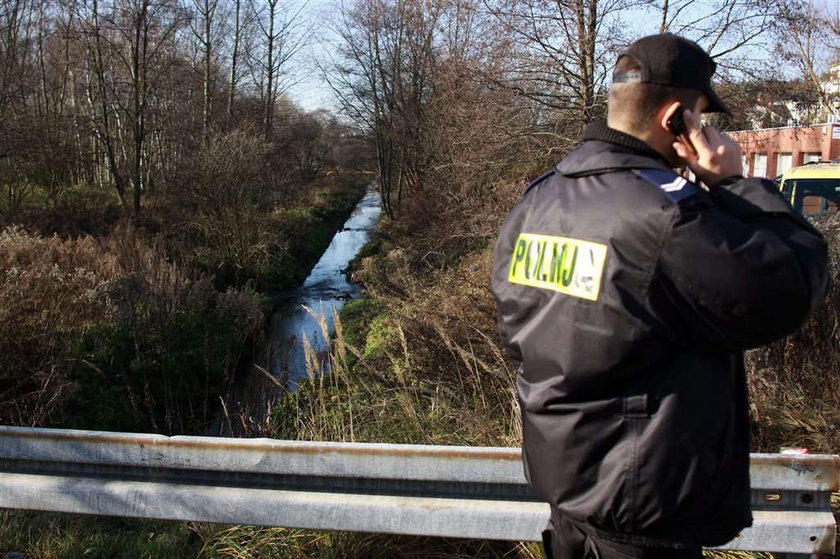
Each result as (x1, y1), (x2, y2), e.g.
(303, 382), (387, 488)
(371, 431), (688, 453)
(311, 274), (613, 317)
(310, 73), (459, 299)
(490, 124), (829, 546)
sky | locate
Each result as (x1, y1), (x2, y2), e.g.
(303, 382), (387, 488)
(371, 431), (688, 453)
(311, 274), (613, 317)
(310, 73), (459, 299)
(284, 0), (342, 112)
(281, 0), (820, 114)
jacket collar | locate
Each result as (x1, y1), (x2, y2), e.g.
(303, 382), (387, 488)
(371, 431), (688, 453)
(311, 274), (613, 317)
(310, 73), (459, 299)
(555, 122), (673, 177)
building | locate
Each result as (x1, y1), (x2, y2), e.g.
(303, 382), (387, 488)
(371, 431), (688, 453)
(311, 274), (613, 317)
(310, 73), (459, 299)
(730, 123), (840, 179)
(729, 58), (840, 179)
(823, 62), (840, 97)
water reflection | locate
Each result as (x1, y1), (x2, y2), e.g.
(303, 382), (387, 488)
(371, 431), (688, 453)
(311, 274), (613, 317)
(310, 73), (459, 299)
(268, 187), (382, 388)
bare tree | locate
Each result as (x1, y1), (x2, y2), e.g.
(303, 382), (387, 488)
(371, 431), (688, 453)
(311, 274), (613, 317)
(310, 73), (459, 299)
(327, 0), (445, 218)
(74, 0), (183, 214)
(0, 0), (36, 132)
(225, 0), (244, 118)
(654, 0), (768, 49)
(178, 128), (271, 283)
(0, 0), (81, 214)
(772, 0), (837, 119)
(483, 0), (639, 126)
(189, 0), (220, 136)
(248, 0), (305, 138)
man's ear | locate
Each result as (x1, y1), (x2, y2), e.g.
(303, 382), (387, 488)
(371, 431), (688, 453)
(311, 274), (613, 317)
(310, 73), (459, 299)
(660, 101), (682, 133)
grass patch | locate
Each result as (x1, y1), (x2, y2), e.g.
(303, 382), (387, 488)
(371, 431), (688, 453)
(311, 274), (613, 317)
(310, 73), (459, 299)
(345, 236), (384, 276)
(2, 184), (123, 238)
(0, 511), (201, 558)
(0, 226), (263, 433)
(0, 511), (781, 559)
(66, 282), (262, 433)
(194, 526), (536, 558)
(704, 554), (773, 559)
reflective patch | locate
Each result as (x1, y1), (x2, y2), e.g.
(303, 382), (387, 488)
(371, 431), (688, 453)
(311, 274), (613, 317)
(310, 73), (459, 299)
(508, 233), (607, 301)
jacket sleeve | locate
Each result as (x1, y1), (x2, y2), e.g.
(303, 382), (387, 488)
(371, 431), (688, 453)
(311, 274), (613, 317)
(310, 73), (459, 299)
(650, 176), (829, 352)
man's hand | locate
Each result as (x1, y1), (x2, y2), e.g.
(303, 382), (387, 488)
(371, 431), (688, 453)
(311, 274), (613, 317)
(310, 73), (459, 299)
(672, 108), (743, 188)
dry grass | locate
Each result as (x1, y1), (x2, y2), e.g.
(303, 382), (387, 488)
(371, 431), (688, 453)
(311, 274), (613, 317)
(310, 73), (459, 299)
(269, 249), (520, 448)
(0, 224), (130, 426)
(0, 510), (202, 558)
(704, 553), (773, 559)
(0, 223), (263, 432)
(194, 525), (538, 559)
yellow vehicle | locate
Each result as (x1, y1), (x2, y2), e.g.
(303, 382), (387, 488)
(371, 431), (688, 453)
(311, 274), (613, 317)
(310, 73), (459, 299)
(779, 162), (840, 217)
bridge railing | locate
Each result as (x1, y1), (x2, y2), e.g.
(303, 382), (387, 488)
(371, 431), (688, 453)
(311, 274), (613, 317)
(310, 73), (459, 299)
(0, 426), (836, 557)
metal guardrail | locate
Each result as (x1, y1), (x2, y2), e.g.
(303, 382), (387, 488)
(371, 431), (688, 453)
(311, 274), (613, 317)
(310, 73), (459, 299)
(0, 426), (836, 556)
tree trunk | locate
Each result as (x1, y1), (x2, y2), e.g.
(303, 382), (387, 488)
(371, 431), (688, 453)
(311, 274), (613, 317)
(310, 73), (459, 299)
(264, 0), (276, 138)
(227, 0), (241, 119)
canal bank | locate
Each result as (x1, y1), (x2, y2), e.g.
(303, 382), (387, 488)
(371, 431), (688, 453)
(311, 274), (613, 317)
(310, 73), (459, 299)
(262, 181), (371, 294)
(222, 185), (382, 434)
(267, 188), (381, 388)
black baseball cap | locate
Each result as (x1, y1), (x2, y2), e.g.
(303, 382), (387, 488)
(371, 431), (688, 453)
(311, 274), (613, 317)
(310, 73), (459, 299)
(612, 33), (730, 114)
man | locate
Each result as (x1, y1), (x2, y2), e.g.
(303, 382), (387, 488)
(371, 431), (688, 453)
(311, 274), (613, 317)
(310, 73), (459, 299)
(490, 34), (828, 558)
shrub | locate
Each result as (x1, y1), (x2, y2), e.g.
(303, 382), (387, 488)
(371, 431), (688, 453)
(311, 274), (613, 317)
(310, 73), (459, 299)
(0, 225), (263, 432)
(0, 226), (113, 425)
(72, 277), (263, 433)
(13, 185), (123, 238)
(174, 129), (276, 287)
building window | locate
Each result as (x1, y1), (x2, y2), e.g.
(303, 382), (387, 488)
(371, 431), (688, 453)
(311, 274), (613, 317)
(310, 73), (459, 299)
(753, 153), (768, 178)
(776, 153), (793, 177)
(803, 152), (821, 164)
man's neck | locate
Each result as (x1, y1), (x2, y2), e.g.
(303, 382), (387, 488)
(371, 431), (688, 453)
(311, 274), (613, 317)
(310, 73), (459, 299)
(586, 121), (671, 167)
(607, 120), (675, 164)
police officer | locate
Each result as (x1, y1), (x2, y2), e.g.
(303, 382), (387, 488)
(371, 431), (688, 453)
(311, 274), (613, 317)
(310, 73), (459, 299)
(491, 33), (829, 558)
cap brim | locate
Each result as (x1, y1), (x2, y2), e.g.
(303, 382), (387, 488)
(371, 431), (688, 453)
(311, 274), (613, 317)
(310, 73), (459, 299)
(703, 86), (731, 115)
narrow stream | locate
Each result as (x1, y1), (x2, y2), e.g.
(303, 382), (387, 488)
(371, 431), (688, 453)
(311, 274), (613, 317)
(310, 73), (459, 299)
(267, 186), (382, 388)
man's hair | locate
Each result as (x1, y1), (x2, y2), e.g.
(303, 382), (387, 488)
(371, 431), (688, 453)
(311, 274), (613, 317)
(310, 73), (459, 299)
(608, 56), (702, 131)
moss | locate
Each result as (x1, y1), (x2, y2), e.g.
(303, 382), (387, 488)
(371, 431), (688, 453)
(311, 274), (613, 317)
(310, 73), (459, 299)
(362, 314), (396, 361)
(338, 297), (386, 350)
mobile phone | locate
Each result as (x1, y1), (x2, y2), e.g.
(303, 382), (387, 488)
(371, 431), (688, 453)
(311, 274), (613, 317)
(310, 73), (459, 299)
(667, 106), (688, 137)
(668, 106), (697, 157)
